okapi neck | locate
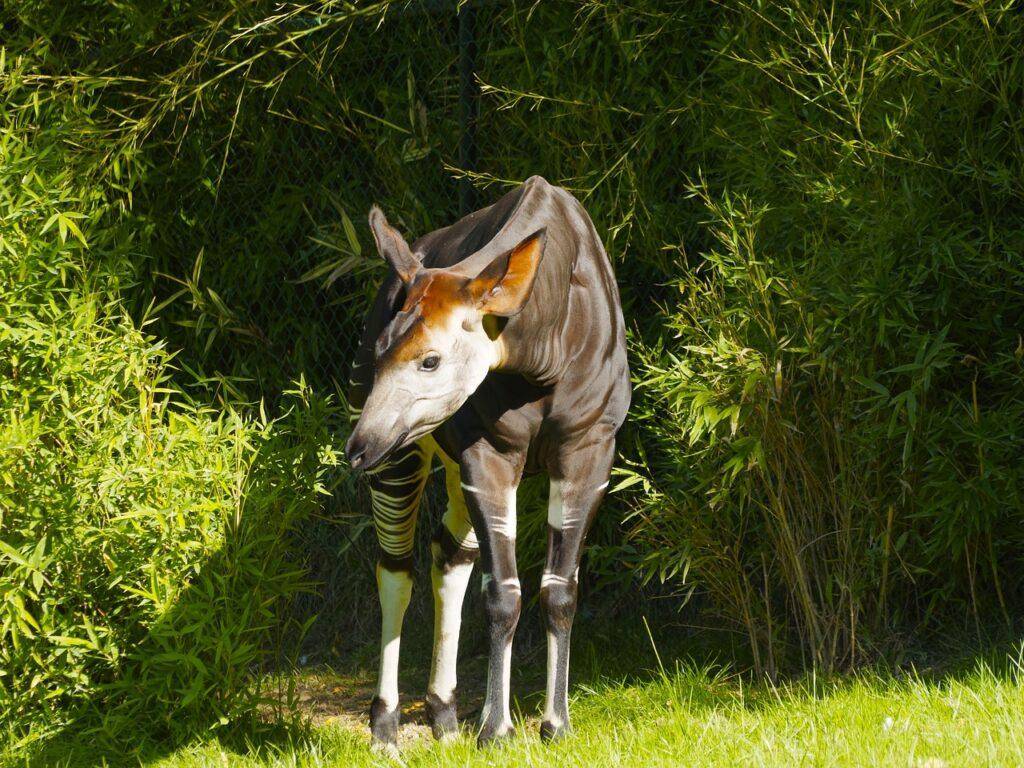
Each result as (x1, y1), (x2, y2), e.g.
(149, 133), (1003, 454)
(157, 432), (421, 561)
(491, 308), (572, 388)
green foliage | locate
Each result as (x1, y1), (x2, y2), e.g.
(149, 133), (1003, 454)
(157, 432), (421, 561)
(620, 1), (1024, 672)
(122, 1), (463, 396)
(0, 49), (341, 747)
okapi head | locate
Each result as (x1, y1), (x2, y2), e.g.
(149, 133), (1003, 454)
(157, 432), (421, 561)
(345, 205), (546, 471)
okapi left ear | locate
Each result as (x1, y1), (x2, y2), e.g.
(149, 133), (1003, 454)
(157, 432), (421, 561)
(368, 204), (420, 284)
(467, 229), (547, 317)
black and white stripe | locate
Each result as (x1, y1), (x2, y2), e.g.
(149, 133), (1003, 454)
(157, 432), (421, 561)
(367, 442), (431, 569)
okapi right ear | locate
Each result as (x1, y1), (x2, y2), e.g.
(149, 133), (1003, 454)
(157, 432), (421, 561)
(467, 228), (547, 317)
(368, 205), (420, 284)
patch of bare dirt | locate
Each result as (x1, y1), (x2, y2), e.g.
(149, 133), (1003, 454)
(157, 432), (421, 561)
(286, 651), (546, 746)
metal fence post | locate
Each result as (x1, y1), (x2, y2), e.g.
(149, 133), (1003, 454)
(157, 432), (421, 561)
(458, 1), (478, 216)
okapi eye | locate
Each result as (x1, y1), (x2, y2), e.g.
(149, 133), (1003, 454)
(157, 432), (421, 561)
(420, 354), (440, 371)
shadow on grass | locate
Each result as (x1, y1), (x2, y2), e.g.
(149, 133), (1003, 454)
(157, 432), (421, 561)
(15, 411), (1022, 768)
(248, 602), (758, 744)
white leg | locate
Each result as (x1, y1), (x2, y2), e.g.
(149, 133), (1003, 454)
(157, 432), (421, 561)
(429, 554), (474, 702)
(371, 565), (412, 751)
(542, 628), (569, 730)
(363, 433), (432, 753)
(426, 551), (473, 740)
(426, 451), (478, 739)
(377, 566), (412, 708)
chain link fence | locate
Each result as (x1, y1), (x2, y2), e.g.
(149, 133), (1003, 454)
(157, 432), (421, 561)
(140, 2), (536, 650)
(135, 0), (664, 652)
(154, 4), (500, 396)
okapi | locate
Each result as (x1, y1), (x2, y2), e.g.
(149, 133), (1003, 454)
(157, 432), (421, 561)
(345, 175), (630, 751)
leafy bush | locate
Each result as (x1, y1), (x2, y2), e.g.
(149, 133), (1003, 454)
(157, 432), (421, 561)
(0, 49), (341, 749)
(615, 2), (1024, 671)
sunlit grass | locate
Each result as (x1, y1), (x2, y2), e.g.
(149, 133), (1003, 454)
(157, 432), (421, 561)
(24, 650), (1024, 768)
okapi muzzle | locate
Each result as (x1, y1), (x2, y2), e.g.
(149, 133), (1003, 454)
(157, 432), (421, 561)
(345, 205), (546, 471)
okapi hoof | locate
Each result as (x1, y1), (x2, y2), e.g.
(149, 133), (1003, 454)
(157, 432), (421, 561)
(425, 692), (459, 741)
(477, 720), (514, 747)
(369, 740), (401, 762)
(369, 696), (401, 752)
(539, 719), (571, 743)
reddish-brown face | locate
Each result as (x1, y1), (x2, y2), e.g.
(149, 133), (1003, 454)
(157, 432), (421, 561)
(345, 206), (546, 471)
(375, 271), (474, 367)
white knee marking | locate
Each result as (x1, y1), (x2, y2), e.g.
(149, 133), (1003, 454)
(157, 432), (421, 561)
(541, 572), (571, 589)
(485, 487), (517, 539)
(548, 478), (610, 532)
(547, 479), (583, 529)
(489, 518), (516, 539)
(461, 484), (517, 541)
(376, 567), (412, 710)
(481, 573), (520, 594)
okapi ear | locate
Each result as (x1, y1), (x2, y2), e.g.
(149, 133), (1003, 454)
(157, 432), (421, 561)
(368, 205), (420, 284)
(467, 229), (547, 317)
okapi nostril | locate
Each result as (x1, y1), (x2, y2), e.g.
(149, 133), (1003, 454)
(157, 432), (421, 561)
(345, 435), (367, 468)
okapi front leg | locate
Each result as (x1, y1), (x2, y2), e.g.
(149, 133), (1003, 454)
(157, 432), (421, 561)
(425, 452), (479, 740)
(459, 447), (523, 745)
(367, 442), (431, 753)
(540, 435), (615, 741)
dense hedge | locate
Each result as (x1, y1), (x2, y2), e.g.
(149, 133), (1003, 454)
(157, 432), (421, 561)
(0, 48), (342, 748)
(2, 0), (1023, 748)
(466, 0), (1024, 671)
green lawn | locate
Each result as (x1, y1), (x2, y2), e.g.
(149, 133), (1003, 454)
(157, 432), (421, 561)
(21, 641), (1024, 768)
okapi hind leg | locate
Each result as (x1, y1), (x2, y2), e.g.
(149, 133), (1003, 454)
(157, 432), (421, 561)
(425, 447), (479, 740)
(540, 435), (616, 742)
(366, 440), (432, 753)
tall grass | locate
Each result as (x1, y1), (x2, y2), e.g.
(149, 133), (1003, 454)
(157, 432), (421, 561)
(610, 2), (1024, 671)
